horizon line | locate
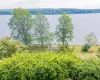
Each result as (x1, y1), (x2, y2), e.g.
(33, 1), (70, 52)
(0, 8), (100, 10)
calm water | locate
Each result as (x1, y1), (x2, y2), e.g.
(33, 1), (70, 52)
(0, 14), (100, 44)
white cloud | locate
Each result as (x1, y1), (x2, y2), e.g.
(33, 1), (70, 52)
(0, 0), (100, 9)
(0, 0), (41, 9)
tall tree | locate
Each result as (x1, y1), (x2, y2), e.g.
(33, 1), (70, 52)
(55, 13), (74, 46)
(33, 13), (53, 46)
(8, 8), (34, 45)
(85, 32), (97, 46)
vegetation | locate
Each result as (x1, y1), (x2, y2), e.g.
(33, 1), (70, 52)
(82, 32), (97, 52)
(0, 7), (100, 80)
(0, 37), (29, 59)
(0, 37), (19, 59)
(55, 13), (73, 46)
(0, 52), (100, 80)
(85, 32), (97, 46)
(82, 44), (91, 52)
(57, 44), (74, 53)
(0, 36), (100, 80)
(8, 8), (34, 45)
(74, 58), (100, 80)
(33, 13), (53, 46)
(1, 8), (100, 15)
(0, 52), (82, 80)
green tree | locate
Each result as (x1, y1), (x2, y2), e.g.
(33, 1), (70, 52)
(8, 8), (34, 45)
(82, 32), (97, 52)
(55, 13), (74, 46)
(33, 13), (53, 46)
(85, 32), (97, 46)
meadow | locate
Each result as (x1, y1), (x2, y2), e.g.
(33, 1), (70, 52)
(73, 45), (99, 58)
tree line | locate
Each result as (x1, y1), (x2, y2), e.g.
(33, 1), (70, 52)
(8, 8), (74, 47)
(1, 8), (100, 15)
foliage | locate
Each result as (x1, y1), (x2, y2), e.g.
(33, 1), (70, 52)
(98, 47), (100, 52)
(82, 44), (91, 52)
(0, 37), (20, 59)
(33, 13), (53, 46)
(82, 32), (97, 52)
(55, 13), (74, 46)
(0, 37), (29, 59)
(1, 8), (100, 15)
(96, 47), (100, 58)
(0, 52), (81, 80)
(27, 45), (48, 52)
(8, 8), (34, 45)
(85, 32), (97, 46)
(57, 44), (74, 54)
(0, 51), (100, 80)
(74, 58), (100, 80)
(16, 45), (29, 52)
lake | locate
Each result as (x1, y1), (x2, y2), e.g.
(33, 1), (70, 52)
(0, 14), (100, 45)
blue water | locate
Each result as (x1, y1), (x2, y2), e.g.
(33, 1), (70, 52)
(0, 14), (100, 45)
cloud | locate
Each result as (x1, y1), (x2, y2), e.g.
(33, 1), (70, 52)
(0, 0), (100, 9)
(0, 0), (41, 9)
(38, 0), (100, 8)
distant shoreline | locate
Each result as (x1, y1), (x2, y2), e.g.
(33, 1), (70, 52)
(0, 8), (100, 15)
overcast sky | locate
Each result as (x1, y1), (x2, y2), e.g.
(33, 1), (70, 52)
(0, 0), (100, 9)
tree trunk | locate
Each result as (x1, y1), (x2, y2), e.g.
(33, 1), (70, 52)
(62, 41), (65, 46)
(41, 41), (43, 47)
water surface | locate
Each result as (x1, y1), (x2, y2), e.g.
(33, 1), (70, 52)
(0, 14), (100, 44)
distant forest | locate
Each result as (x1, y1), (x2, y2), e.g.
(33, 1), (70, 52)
(0, 8), (100, 15)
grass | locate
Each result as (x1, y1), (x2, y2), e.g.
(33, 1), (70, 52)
(72, 45), (99, 59)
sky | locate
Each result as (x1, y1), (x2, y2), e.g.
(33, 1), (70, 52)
(0, 0), (100, 9)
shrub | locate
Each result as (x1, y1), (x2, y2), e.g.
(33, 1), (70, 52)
(0, 37), (29, 59)
(57, 44), (74, 54)
(0, 37), (50, 59)
(98, 47), (100, 52)
(27, 45), (48, 52)
(16, 45), (28, 52)
(0, 52), (81, 80)
(74, 58), (100, 80)
(0, 37), (20, 59)
(96, 47), (100, 58)
(82, 44), (91, 52)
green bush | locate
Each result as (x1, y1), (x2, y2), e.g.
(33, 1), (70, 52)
(98, 47), (100, 52)
(0, 37), (20, 59)
(0, 52), (81, 80)
(82, 44), (91, 52)
(0, 37), (28, 59)
(0, 52), (100, 80)
(0, 37), (50, 59)
(57, 44), (74, 54)
(96, 47), (100, 58)
(27, 45), (48, 52)
(74, 58), (100, 80)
